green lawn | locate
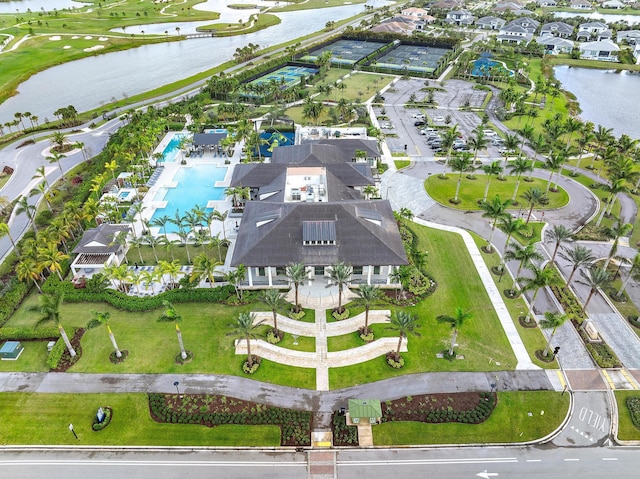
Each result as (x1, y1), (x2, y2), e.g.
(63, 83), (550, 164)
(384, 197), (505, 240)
(126, 243), (228, 266)
(425, 175), (569, 211)
(328, 223), (518, 389)
(373, 391), (569, 445)
(614, 390), (640, 441)
(0, 393), (280, 446)
(5, 293), (316, 389)
(507, 221), (545, 245)
(394, 160), (411, 170)
(471, 233), (557, 369)
(326, 323), (391, 352)
(313, 72), (393, 103)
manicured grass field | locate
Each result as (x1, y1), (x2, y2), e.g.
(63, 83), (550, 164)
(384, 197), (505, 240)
(394, 160), (411, 170)
(505, 221), (545, 245)
(373, 391), (569, 445)
(425, 174), (569, 211)
(0, 393), (280, 446)
(326, 323), (391, 352)
(614, 390), (640, 441)
(328, 223), (518, 389)
(6, 294), (316, 389)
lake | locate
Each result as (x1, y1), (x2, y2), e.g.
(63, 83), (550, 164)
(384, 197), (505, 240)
(554, 65), (640, 139)
(0, 1), (388, 124)
(554, 11), (640, 25)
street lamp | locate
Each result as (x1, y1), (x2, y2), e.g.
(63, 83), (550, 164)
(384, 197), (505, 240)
(68, 423), (78, 440)
(173, 380), (181, 398)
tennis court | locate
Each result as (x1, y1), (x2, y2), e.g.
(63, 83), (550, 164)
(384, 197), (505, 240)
(301, 39), (388, 65)
(371, 44), (451, 74)
(247, 65), (319, 88)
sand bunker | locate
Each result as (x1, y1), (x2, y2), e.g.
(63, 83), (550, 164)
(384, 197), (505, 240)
(72, 35), (80, 39)
(84, 45), (105, 52)
(99, 37), (108, 41)
(84, 35), (93, 40)
(63, 45), (71, 49)
(49, 36), (61, 41)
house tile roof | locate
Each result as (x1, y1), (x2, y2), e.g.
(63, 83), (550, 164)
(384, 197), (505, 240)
(73, 224), (131, 254)
(540, 21), (574, 36)
(579, 39), (620, 52)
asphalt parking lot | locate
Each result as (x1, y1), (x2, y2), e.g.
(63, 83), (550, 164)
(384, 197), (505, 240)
(375, 78), (506, 159)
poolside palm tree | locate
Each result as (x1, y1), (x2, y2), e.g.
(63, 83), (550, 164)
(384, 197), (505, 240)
(508, 157), (532, 202)
(144, 235), (160, 263)
(451, 153), (474, 202)
(578, 267), (610, 314)
(479, 195), (512, 252)
(604, 222), (633, 269)
(158, 300), (187, 360)
(212, 209), (228, 240)
(29, 293), (76, 357)
(504, 242), (544, 292)
(176, 230), (192, 264)
(437, 307), (472, 356)
(539, 311), (568, 358)
(519, 266), (559, 324)
(158, 259), (181, 288)
(354, 284), (382, 336)
(387, 310), (420, 361)
(481, 160), (503, 201)
(522, 187), (547, 225)
(159, 236), (179, 262)
(328, 262), (352, 314)
(547, 224), (573, 264)
(286, 262), (306, 313)
(152, 215), (171, 241)
(227, 312), (265, 369)
(192, 252), (221, 288)
(87, 310), (123, 359)
(140, 269), (157, 294)
(260, 288), (286, 335)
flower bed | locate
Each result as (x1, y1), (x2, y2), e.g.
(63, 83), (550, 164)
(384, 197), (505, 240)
(381, 392), (496, 424)
(626, 396), (640, 430)
(148, 393), (311, 446)
(332, 412), (359, 446)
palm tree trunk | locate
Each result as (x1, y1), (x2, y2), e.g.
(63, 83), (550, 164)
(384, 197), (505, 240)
(273, 310), (279, 333)
(617, 269), (635, 297)
(137, 247), (144, 264)
(176, 324), (187, 359)
(396, 334), (403, 360)
(246, 335), (253, 367)
(33, 279), (43, 294)
(59, 325), (76, 357)
(455, 177), (462, 202)
(108, 327), (122, 358)
(512, 179), (521, 202)
(582, 289), (596, 314)
(567, 266), (579, 285)
(294, 284), (300, 312)
(483, 179), (491, 202)
(364, 307), (370, 335)
(525, 289), (540, 323)
(542, 329), (556, 357)
(449, 329), (458, 356)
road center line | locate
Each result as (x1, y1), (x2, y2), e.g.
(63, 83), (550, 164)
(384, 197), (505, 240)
(526, 459), (541, 462)
(564, 459), (580, 462)
(602, 458), (618, 461)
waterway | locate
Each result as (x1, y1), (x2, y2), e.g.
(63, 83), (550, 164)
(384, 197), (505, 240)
(553, 65), (640, 139)
(0, 1), (386, 124)
(553, 11), (640, 25)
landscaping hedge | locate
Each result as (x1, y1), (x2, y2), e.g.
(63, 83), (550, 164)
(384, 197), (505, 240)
(46, 337), (67, 370)
(0, 279), (29, 328)
(626, 396), (640, 430)
(0, 327), (59, 340)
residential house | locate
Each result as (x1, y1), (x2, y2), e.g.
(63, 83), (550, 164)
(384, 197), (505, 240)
(601, 0), (625, 8)
(536, 36), (575, 54)
(570, 0), (594, 8)
(445, 9), (476, 26)
(431, 0), (464, 9)
(475, 16), (506, 30)
(370, 17), (416, 35)
(577, 21), (612, 41)
(540, 21), (574, 38)
(579, 39), (620, 61)
(537, 0), (557, 6)
(617, 30), (640, 44)
(497, 17), (540, 44)
(70, 223), (131, 277)
(229, 142), (408, 288)
(400, 7), (430, 18)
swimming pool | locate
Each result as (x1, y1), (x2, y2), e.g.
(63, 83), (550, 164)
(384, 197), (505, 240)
(159, 133), (186, 163)
(471, 58), (514, 78)
(150, 164), (228, 233)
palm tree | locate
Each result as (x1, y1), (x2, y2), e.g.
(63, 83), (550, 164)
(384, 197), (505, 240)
(522, 187), (547, 224)
(617, 252), (640, 298)
(504, 242), (544, 291)
(482, 160), (503, 201)
(578, 267), (610, 314)
(547, 224), (573, 264)
(192, 252), (221, 287)
(47, 152), (67, 180)
(387, 310), (421, 361)
(451, 153), (474, 202)
(261, 288), (286, 335)
(354, 284), (381, 335)
(0, 222), (19, 255)
(16, 257), (44, 293)
(539, 311), (568, 358)
(158, 260), (181, 289)
(224, 264), (246, 300)
(604, 222), (633, 269)
(16, 196), (38, 234)
(87, 310), (123, 359)
(29, 293), (76, 357)
(37, 244), (69, 280)
(286, 262), (306, 313)
(144, 235), (160, 263)
(508, 157), (532, 202)
(328, 262), (352, 314)
(519, 266), (559, 323)
(227, 312), (265, 369)
(389, 265), (412, 299)
(498, 216), (526, 270)
(544, 153), (565, 194)
(437, 307), (472, 356)
(441, 125), (459, 169)
(469, 129), (488, 164)
(158, 300), (187, 360)
(152, 215), (171, 241)
(559, 245), (595, 285)
(597, 178), (627, 226)
(479, 195), (512, 252)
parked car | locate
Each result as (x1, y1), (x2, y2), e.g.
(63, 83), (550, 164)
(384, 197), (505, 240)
(433, 115), (445, 122)
(426, 136), (442, 145)
(413, 113), (426, 119)
(381, 122), (393, 129)
(483, 129), (497, 137)
(414, 120), (426, 127)
(492, 137), (505, 145)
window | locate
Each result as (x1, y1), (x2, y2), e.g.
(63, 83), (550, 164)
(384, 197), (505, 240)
(276, 267), (286, 276)
(258, 267), (266, 277)
(315, 266), (324, 276)
(373, 266), (381, 275)
(353, 266), (363, 275)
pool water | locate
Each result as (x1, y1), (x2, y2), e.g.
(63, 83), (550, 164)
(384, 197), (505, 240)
(471, 59), (514, 78)
(151, 165), (227, 233)
(159, 133), (185, 163)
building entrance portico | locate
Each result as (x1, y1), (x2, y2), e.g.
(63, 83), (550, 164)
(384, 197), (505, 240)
(284, 275), (357, 310)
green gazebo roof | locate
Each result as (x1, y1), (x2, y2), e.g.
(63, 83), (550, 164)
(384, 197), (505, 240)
(348, 399), (382, 419)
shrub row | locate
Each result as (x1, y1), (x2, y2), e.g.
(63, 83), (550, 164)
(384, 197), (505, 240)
(626, 396), (640, 430)
(332, 412), (358, 446)
(148, 393), (311, 446)
(0, 279), (29, 328)
(0, 327), (59, 340)
(382, 392), (496, 425)
(549, 284), (585, 321)
(582, 335), (621, 368)
(46, 337), (67, 370)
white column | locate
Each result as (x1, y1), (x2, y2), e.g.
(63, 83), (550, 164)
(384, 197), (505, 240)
(367, 265), (372, 285)
(268, 266), (273, 287)
(248, 267), (253, 287)
(387, 265), (393, 285)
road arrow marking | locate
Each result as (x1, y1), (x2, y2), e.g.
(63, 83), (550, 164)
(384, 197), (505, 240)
(477, 471), (498, 478)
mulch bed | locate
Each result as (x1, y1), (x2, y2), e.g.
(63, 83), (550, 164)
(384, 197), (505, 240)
(381, 392), (495, 424)
(51, 328), (85, 372)
(519, 316), (538, 328)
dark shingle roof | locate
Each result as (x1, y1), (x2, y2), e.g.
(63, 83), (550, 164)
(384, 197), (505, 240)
(193, 132), (227, 147)
(230, 201), (408, 267)
(73, 224), (131, 254)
